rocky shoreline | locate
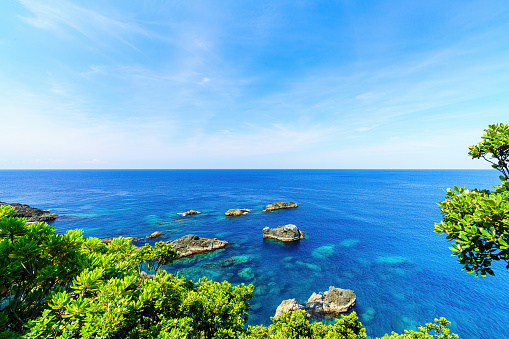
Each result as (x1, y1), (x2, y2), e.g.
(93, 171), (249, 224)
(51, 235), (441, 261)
(0, 202), (58, 223)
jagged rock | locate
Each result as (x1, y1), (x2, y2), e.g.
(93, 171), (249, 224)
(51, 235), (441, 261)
(263, 224), (304, 242)
(264, 202), (299, 212)
(274, 286), (356, 318)
(0, 202), (58, 222)
(224, 208), (249, 216)
(146, 231), (163, 239)
(182, 209), (200, 216)
(168, 234), (228, 258)
(322, 286), (356, 315)
(274, 299), (305, 317)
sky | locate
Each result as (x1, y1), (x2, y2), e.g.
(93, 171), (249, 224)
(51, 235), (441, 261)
(1, 0), (509, 169)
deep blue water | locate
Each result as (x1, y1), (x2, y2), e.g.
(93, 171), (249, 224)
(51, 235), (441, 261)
(1, 169), (508, 338)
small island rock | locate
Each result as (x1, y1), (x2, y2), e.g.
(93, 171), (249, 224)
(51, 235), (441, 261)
(322, 286), (356, 315)
(146, 231), (163, 239)
(263, 224), (304, 242)
(182, 209), (200, 216)
(0, 202), (58, 223)
(274, 286), (356, 318)
(224, 208), (249, 216)
(264, 202), (299, 212)
(168, 234), (228, 258)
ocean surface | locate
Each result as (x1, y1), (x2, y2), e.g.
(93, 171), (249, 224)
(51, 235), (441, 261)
(1, 169), (508, 338)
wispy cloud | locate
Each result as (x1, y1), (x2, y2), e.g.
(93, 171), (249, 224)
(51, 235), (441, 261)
(18, 0), (151, 49)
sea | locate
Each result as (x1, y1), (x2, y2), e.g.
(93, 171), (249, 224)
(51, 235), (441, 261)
(1, 169), (508, 338)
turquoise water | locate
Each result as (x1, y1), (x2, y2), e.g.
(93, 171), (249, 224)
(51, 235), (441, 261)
(1, 169), (508, 338)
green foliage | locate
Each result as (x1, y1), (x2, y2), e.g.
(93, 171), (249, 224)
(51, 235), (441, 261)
(468, 123), (509, 180)
(378, 318), (458, 339)
(435, 123), (509, 277)
(243, 310), (367, 339)
(2, 209), (252, 338)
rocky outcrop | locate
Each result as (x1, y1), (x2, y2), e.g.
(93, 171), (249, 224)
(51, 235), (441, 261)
(264, 202), (299, 212)
(274, 286), (356, 318)
(0, 202), (58, 223)
(274, 299), (305, 317)
(168, 234), (228, 258)
(146, 231), (163, 239)
(263, 224), (304, 242)
(224, 208), (249, 216)
(180, 209), (200, 216)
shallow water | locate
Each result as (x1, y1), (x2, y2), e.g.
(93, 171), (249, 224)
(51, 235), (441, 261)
(1, 169), (508, 338)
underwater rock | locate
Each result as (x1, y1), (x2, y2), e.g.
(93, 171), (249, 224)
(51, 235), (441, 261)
(274, 286), (356, 318)
(312, 244), (335, 259)
(264, 202), (299, 211)
(167, 234), (228, 258)
(146, 231), (163, 239)
(274, 299), (305, 317)
(1, 202), (58, 223)
(262, 224), (304, 242)
(251, 302), (262, 311)
(238, 267), (255, 280)
(253, 285), (269, 296)
(224, 208), (250, 216)
(295, 261), (321, 272)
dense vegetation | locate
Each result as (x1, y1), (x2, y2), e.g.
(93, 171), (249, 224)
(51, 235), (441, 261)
(435, 123), (509, 277)
(9, 121), (509, 338)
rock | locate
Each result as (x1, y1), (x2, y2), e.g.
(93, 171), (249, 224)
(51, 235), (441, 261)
(168, 234), (228, 258)
(224, 208), (249, 216)
(274, 286), (356, 318)
(322, 286), (356, 315)
(182, 209), (200, 216)
(263, 224), (304, 242)
(307, 292), (323, 303)
(251, 302), (262, 311)
(274, 299), (305, 317)
(0, 202), (58, 222)
(264, 202), (299, 212)
(146, 231), (163, 239)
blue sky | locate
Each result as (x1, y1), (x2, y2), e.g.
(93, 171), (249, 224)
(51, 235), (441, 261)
(1, 0), (509, 169)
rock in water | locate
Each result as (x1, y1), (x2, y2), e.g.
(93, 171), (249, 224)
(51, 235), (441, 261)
(264, 202), (299, 212)
(274, 299), (305, 317)
(146, 231), (163, 239)
(0, 202), (58, 222)
(224, 208), (249, 216)
(182, 209), (200, 216)
(274, 286), (356, 318)
(167, 234), (228, 258)
(263, 224), (304, 242)
(322, 286), (356, 315)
